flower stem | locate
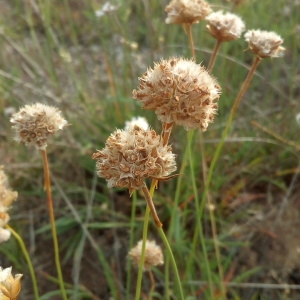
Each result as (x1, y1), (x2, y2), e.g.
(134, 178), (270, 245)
(186, 24), (196, 59)
(199, 55), (262, 228)
(6, 225), (40, 300)
(208, 40), (222, 72)
(135, 190), (152, 300)
(157, 226), (184, 300)
(162, 122), (174, 146)
(186, 20), (226, 298)
(145, 183), (184, 300)
(142, 185), (162, 228)
(186, 130), (215, 298)
(41, 149), (67, 300)
(148, 269), (155, 299)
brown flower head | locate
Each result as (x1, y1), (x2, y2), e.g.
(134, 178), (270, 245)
(165, 0), (212, 24)
(92, 126), (176, 195)
(206, 10), (245, 42)
(0, 267), (23, 300)
(244, 29), (285, 58)
(133, 57), (221, 131)
(128, 240), (164, 270)
(10, 103), (68, 150)
(0, 167), (18, 244)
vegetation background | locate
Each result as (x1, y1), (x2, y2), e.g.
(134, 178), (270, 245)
(0, 0), (299, 299)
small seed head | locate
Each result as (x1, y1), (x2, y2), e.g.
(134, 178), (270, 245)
(206, 10), (246, 42)
(133, 57), (221, 131)
(244, 29), (285, 58)
(92, 126), (176, 195)
(128, 240), (164, 270)
(10, 103), (68, 150)
(165, 0), (212, 25)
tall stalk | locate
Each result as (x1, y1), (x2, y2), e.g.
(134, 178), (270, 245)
(6, 225), (40, 300)
(199, 56), (262, 220)
(41, 149), (67, 300)
(186, 21), (226, 299)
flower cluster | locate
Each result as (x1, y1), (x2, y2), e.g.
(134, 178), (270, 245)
(0, 267), (23, 300)
(128, 240), (164, 270)
(92, 126), (176, 195)
(206, 10), (246, 42)
(165, 0), (212, 24)
(10, 103), (68, 150)
(244, 29), (285, 58)
(0, 167), (18, 244)
(133, 57), (221, 131)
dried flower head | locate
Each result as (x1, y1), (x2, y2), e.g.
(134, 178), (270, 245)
(92, 126), (176, 195)
(0, 267), (23, 300)
(124, 116), (149, 131)
(244, 29), (285, 58)
(95, 1), (119, 17)
(0, 167), (18, 211)
(0, 167), (18, 244)
(0, 228), (11, 244)
(206, 10), (246, 42)
(165, 0), (212, 24)
(10, 103), (68, 150)
(133, 57), (221, 131)
(128, 240), (164, 270)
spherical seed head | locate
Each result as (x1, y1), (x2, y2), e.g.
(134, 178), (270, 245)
(0, 167), (18, 211)
(244, 29), (285, 58)
(0, 267), (23, 299)
(165, 0), (212, 25)
(92, 126), (176, 195)
(10, 103), (68, 150)
(206, 10), (246, 42)
(128, 240), (164, 270)
(133, 57), (221, 131)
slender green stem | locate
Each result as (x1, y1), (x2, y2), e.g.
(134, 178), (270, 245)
(200, 56), (261, 218)
(6, 225), (40, 300)
(146, 183), (184, 300)
(186, 22), (226, 297)
(157, 226), (184, 300)
(126, 191), (138, 300)
(167, 135), (190, 240)
(135, 207), (151, 300)
(186, 130), (214, 298)
(41, 149), (67, 300)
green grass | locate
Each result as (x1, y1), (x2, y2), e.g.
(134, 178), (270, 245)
(0, 0), (299, 299)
